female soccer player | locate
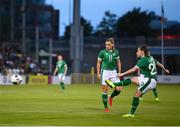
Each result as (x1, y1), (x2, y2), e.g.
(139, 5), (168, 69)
(53, 55), (67, 91)
(139, 59), (170, 101)
(106, 45), (168, 117)
(96, 37), (122, 112)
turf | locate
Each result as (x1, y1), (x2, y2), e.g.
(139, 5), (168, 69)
(0, 83), (180, 126)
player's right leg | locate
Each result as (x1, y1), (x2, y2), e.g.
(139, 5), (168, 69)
(102, 85), (109, 112)
(101, 70), (109, 112)
(106, 78), (132, 88)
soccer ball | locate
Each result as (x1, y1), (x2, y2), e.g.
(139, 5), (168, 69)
(11, 74), (22, 85)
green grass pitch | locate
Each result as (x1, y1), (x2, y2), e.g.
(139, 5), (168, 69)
(0, 83), (180, 126)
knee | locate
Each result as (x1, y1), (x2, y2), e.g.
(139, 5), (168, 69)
(134, 90), (142, 97)
(131, 77), (136, 83)
(131, 77), (139, 85)
(102, 86), (108, 93)
(115, 86), (123, 91)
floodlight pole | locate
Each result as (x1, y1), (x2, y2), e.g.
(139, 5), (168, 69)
(70, 0), (83, 73)
(49, 39), (53, 74)
(22, 0), (26, 53)
(35, 26), (39, 63)
(161, 0), (165, 75)
(10, 0), (14, 42)
(161, 21), (164, 75)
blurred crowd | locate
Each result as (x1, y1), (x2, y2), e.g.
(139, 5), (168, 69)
(0, 46), (40, 75)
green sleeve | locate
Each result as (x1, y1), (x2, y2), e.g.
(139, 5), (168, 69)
(136, 58), (148, 68)
(98, 50), (104, 61)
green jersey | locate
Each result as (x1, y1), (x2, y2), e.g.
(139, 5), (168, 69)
(136, 56), (158, 80)
(98, 49), (120, 70)
(56, 60), (67, 74)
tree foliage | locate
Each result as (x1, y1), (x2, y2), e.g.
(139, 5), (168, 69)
(64, 8), (165, 38)
(94, 11), (117, 37)
(115, 8), (159, 37)
(63, 17), (93, 39)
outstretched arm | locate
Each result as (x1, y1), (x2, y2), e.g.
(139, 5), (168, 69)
(156, 62), (170, 74)
(121, 66), (139, 77)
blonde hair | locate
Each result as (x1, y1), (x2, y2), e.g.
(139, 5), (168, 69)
(106, 37), (115, 49)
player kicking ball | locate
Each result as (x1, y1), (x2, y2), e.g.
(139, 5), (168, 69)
(53, 54), (68, 91)
(106, 45), (167, 117)
(139, 58), (170, 101)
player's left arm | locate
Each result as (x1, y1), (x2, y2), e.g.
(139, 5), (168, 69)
(156, 62), (170, 74)
(121, 66), (139, 77)
(64, 64), (68, 76)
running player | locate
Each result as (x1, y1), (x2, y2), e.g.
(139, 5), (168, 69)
(53, 55), (68, 91)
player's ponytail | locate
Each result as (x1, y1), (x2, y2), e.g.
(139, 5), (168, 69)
(106, 37), (115, 50)
(139, 45), (149, 56)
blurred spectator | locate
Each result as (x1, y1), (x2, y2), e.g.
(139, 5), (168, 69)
(0, 45), (41, 75)
(0, 53), (4, 75)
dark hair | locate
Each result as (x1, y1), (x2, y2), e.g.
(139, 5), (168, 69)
(139, 45), (149, 56)
(58, 54), (63, 58)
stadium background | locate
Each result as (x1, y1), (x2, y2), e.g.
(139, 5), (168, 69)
(0, 0), (180, 126)
(0, 0), (180, 76)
